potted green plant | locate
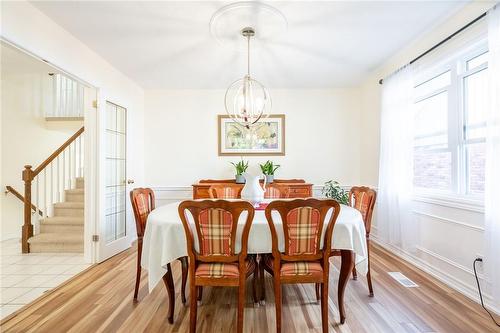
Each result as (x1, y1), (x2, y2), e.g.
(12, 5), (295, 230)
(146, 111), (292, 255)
(230, 159), (249, 184)
(259, 160), (280, 183)
(322, 180), (349, 205)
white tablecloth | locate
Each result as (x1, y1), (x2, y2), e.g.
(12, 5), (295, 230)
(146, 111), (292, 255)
(142, 201), (368, 292)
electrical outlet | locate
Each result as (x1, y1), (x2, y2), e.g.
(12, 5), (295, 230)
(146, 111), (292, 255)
(475, 254), (484, 270)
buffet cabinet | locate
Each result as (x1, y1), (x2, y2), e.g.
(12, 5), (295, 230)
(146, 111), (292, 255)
(192, 179), (313, 199)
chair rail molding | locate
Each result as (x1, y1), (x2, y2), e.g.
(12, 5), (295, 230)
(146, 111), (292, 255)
(412, 210), (485, 232)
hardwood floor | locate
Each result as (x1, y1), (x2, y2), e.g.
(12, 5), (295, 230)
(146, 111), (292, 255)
(1, 243), (499, 333)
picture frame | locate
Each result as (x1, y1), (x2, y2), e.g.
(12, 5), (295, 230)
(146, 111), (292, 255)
(218, 114), (285, 156)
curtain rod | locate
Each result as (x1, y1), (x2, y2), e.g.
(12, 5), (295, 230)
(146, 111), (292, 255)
(378, 11), (487, 85)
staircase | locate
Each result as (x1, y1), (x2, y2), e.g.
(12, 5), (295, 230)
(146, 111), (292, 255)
(14, 126), (85, 253)
(28, 177), (84, 253)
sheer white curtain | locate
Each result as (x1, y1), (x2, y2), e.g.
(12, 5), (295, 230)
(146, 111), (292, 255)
(485, 4), (500, 310)
(377, 65), (417, 252)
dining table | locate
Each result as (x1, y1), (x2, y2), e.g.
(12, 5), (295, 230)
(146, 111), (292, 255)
(141, 199), (368, 324)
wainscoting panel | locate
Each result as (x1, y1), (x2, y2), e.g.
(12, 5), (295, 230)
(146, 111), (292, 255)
(152, 186), (192, 206)
(370, 196), (494, 313)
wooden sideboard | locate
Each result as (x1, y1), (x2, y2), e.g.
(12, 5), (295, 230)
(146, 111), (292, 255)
(192, 179), (313, 199)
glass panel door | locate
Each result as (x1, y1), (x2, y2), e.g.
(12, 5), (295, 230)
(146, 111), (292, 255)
(105, 101), (127, 243)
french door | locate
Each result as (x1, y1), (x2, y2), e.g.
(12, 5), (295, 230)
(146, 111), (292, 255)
(96, 100), (131, 261)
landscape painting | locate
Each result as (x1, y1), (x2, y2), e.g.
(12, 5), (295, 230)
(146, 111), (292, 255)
(218, 114), (285, 156)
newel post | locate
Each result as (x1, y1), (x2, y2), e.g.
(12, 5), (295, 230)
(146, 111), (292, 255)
(22, 165), (34, 253)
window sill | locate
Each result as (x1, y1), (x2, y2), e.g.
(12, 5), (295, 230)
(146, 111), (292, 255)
(413, 192), (484, 213)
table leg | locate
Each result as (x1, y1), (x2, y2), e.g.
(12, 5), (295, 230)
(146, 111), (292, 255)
(338, 250), (354, 324)
(162, 263), (175, 324)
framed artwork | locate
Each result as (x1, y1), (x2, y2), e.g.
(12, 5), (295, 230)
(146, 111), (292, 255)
(218, 114), (285, 156)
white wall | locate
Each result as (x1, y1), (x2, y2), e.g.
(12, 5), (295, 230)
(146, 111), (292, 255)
(358, 1), (496, 310)
(1, 69), (83, 240)
(144, 88), (362, 189)
(1, 1), (145, 252)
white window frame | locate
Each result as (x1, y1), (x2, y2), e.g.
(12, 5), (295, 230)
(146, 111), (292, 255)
(413, 37), (488, 206)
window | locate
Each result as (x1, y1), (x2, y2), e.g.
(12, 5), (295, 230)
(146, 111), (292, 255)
(413, 41), (488, 199)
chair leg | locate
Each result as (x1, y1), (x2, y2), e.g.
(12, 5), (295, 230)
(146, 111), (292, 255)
(189, 282), (198, 333)
(180, 257), (188, 304)
(252, 262), (259, 305)
(352, 253), (357, 280)
(134, 241), (142, 300)
(315, 283), (320, 302)
(259, 258), (266, 303)
(274, 277), (282, 333)
(197, 286), (203, 302)
(321, 281), (329, 333)
(237, 277), (246, 333)
(367, 238), (374, 297)
(162, 263), (175, 324)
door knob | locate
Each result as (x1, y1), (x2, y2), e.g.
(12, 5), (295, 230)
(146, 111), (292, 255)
(127, 179), (135, 184)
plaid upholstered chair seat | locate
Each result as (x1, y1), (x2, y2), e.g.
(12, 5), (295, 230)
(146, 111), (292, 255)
(263, 254), (323, 277)
(195, 258), (256, 278)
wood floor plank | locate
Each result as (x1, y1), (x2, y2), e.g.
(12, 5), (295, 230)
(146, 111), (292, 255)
(2, 242), (499, 332)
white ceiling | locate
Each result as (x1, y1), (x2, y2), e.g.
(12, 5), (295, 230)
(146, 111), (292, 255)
(32, 1), (467, 89)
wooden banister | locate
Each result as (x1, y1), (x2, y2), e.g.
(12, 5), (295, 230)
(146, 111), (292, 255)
(5, 186), (43, 216)
(33, 126), (84, 177)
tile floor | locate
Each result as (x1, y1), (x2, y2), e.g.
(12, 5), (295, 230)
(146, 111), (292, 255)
(0, 238), (91, 319)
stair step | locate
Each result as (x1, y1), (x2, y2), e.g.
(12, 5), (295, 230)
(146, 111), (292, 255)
(76, 177), (84, 189)
(41, 216), (84, 225)
(28, 233), (83, 253)
(65, 188), (84, 202)
(40, 217), (84, 233)
(54, 202), (84, 217)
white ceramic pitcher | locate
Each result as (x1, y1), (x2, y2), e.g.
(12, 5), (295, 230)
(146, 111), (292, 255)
(241, 172), (267, 206)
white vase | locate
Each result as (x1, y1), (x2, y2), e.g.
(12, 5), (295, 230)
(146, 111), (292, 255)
(241, 173), (266, 206)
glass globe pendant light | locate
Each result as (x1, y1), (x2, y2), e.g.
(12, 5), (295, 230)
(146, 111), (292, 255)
(225, 27), (271, 129)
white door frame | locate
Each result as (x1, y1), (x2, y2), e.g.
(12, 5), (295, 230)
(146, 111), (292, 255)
(0, 37), (121, 264)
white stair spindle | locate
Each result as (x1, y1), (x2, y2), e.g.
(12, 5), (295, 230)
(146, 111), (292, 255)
(36, 176), (39, 218)
(52, 74), (57, 117)
(69, 79), (73, 116)
(50, 162), (53, 206)
(61, 75), (65, 116)
(73, 141), (77, 182)
(79, 136), (83, 177)
(63, 150), (66, 191)
(44, 169), (47, 218)
(57, 156), (61, 201)
(69, 142), (72, 188)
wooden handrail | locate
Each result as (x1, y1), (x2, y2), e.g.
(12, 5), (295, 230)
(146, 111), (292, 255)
(33, 126), (84, 177)
(5, 186), (43, 216)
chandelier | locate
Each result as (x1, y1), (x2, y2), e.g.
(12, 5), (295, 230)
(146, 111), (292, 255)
(224, 27), (271, 129)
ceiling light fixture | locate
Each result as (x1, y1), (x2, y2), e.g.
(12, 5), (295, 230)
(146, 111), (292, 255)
(224, 27), (271, 129)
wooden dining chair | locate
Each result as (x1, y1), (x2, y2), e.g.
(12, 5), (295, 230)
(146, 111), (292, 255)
(264, 185), (290, 199)
(130, 188), (188, 322)
(260, 198), (340, 333)
(348, 186), (377, 296)
(208, 185), (242, 199)
(178, 200), (258, 333)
